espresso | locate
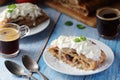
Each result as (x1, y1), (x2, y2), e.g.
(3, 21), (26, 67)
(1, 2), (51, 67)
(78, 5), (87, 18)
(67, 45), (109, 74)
(102, 13), (117, 18)
(97, 18), (119, 37)
(0, 28), (19, 54)
(96, 7), (120, 39)
(0, 39), (19, 54)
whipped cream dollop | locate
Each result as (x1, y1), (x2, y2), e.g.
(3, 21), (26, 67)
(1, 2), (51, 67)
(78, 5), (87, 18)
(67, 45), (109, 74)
(0, 3), (42, 21)
(51, 36), (101, 61)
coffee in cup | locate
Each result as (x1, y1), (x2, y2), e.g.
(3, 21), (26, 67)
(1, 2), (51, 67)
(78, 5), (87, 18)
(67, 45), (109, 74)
(96, 7), (120, 39)
(0, 23), (29, 58)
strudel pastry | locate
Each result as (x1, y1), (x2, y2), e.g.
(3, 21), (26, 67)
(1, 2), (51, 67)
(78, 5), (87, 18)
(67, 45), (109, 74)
(48, 36), (106, 70)
(46, 0), (119, 16)
(0, 3), (49, 28)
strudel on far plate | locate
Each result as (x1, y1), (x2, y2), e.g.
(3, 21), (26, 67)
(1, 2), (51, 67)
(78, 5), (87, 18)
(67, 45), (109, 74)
(48, 36), (106, 70)
(46, 0), (120, 16)
(0, 3), (49, 28)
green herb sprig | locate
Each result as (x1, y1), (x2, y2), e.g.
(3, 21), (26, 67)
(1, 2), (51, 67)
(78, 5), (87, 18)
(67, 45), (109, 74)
(7, 4), (17, 13)
(74, 36), (87, 42)
(74, 38), (81, 42)
(77, 24), (86, 29)
(65, 21), (73, 26)
(80, 35), (86, 41)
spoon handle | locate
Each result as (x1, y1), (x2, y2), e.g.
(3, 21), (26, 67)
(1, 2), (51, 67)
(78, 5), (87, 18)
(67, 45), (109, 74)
(37, 71), (49, 80)
(31, 75), (38, 80)
(27, 74), (38, 80)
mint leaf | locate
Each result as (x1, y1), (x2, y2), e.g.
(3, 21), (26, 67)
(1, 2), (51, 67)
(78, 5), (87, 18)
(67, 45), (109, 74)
(8, 4), (16, 9)
(77, 24), (86, 29)
(80, 36), (86, 41)
(65, 21), (73, 26)
(7, 4), (16, 13)
(74, 38), (80, 42)
(7, 10), (13, 13)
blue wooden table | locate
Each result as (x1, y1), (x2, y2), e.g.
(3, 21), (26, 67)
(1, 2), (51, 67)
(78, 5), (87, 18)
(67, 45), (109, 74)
(0, 3), (120, 80)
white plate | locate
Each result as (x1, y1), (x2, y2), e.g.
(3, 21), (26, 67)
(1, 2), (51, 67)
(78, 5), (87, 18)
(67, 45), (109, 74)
(0, 6), (50, 37)
(28, 19), (50, 36)
(43, 38), (114, 75)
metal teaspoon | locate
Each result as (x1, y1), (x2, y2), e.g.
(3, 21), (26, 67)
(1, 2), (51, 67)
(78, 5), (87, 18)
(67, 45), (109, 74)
(5, 60), (37, 80)
(22, 55), (49, 80)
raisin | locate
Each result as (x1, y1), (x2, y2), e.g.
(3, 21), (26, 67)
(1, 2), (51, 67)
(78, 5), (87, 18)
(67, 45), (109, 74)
(66, 54), (73, 61)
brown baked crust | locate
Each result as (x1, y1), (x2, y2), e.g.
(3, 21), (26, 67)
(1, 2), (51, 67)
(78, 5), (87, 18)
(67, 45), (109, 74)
(46, 0), (119, 16)
(48, 46), (106, 70)
(0, 11), (49, 28)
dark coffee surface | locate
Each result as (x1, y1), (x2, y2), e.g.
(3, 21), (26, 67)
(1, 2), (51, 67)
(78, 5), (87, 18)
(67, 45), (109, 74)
(102, 13), (117, 18)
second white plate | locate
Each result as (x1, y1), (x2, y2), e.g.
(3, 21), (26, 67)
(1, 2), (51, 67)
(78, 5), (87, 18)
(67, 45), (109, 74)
(28, 19), (50, 36)
(43, 38), (114, 76)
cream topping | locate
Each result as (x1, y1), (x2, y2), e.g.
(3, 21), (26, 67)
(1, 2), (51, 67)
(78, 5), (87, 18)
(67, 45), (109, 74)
(51, 36), (101, 61)
(0, 3), (42, 21)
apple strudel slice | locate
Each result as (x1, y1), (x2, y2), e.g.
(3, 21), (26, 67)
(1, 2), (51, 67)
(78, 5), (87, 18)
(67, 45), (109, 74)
(48, 36), (106, 70)
(0, 3), (49, 28)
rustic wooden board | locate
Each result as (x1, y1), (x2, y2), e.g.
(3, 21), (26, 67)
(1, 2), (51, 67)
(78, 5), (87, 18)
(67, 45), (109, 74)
(45, 1), (96, 28)
(45, 1), (120, 28)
